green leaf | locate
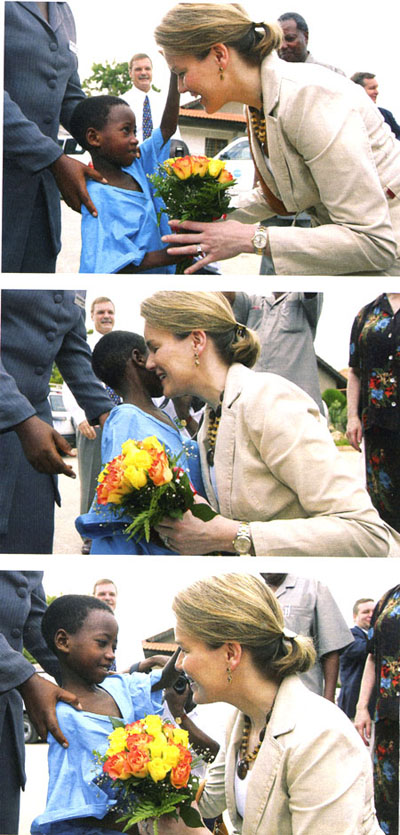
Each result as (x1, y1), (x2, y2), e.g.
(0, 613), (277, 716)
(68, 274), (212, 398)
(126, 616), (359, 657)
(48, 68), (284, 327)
(180, 806), (204, 828)
(191, 505), (218, 522)
(109, 716), (126, 729)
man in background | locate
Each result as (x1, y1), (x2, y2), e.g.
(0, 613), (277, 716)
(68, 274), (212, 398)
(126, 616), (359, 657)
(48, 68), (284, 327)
(123, 52), (181, 144)
(277, 12), (345, 74)
(351, 72), (400, 139)
(93, 578), (117, 612)
(261, 573), (353, 701)
(337, 597), (375, 719)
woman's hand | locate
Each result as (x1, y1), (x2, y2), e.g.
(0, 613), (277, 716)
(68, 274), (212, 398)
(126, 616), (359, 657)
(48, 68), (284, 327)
(354, 705), (372, 745)
(155, 509), (239, 554)
(162, 219), (256, 274)
(346, 415), (363, 452)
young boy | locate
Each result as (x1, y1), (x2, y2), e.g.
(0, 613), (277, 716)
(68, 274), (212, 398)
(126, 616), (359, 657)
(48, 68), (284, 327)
(70, 73), (185, 274)
(31, 596), (177, 834)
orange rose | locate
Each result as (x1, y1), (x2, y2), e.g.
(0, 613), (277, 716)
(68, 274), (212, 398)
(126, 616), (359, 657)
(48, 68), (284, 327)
(171, 156), (193, 180)
(218, 168), (234, 183)
(191, 155), (209, 176)
(126, 732), (153, 750)
(148, 450), (173, 486)
(170, 759), (191, 789)
(96, 455), (128, 505)
(126, 746), (150, 777)
(103, 751), (132, 781)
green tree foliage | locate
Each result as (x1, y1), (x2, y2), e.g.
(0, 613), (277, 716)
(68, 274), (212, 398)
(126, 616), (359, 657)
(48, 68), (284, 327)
(82, 60), (131, 96)
(322, 388), (347, 409)
(50, 362), (63, 386)
(23, 595), (58, 665)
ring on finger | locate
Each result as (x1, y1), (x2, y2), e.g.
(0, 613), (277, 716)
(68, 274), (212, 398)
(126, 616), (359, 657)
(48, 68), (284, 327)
(196, 243), (205, 257)
(164, 536), (169, 548)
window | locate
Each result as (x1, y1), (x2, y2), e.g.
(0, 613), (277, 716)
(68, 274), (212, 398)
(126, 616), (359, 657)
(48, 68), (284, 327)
(205, 137), (228, 157)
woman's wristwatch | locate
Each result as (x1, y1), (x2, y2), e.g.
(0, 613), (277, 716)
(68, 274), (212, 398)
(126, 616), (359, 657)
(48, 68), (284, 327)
(232, 522), (253, 555)
(251, 223), (269, 255)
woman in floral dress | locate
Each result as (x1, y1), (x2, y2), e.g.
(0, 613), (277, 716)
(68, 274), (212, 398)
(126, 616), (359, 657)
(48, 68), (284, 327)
(355, 585), (400, 834)
(346, 293), (400, 531)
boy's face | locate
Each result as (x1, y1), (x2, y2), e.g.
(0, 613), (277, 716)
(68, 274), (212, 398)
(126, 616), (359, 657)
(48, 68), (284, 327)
(95, 104), (140, 166)
(63, 609), (118, 684)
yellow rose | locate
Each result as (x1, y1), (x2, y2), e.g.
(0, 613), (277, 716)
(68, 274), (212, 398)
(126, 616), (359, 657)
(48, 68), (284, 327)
(141, 436), (163, 453)
(172, 727), (190, 747)
(148, 736), (168, 759)
(162, 744), (181, 768)
(148, 758), (171, 782)
(145, 715), (164, 736)
(207, 159), (226, 178)
(106, 726), (128, 756)
(123, 446), (153, 470)
(124, 465), (148, 490)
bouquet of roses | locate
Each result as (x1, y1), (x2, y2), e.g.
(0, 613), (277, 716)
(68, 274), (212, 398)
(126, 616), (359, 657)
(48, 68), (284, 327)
(95, 435), (215, 543)
(149, 154), (236, 224)
(94, 714), (203, 834)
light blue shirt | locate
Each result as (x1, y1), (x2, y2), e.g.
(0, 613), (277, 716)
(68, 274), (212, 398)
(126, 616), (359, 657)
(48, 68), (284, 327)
(31, 671), (163, 833)
(80, 128), (175, 274)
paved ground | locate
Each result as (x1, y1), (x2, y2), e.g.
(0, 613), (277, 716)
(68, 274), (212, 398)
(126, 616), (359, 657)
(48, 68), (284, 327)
(56, 200), (262, 274)
(20, 742), (48, 834)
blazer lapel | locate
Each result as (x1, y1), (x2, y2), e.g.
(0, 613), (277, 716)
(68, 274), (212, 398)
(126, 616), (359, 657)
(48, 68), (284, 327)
(214, 366), (245, 519)
(242, 677), (299, 835)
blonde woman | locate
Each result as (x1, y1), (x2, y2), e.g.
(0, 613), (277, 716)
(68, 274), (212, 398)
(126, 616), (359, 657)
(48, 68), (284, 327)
(172, 573), (382, 834)
(154, 3), (400, 276)
(141, 290), (400, 556)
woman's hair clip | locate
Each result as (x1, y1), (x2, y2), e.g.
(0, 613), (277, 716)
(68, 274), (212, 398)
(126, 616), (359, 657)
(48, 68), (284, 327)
(235, 323), (246, 339)
(252, 21), (267, 33)
(282, 627), (297, 640)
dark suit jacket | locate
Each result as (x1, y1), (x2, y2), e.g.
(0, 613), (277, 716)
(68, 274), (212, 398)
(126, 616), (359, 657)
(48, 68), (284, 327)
(0, 572), (59, 788)
(0, 290), (113, 543)
(379, 107), (400, 141)
(337, 625), (369, 718)
(2, 2), (85, 270)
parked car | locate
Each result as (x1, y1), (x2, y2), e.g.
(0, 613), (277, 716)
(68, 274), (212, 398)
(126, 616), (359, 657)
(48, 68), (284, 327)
(23, 710), (39, 744)
(57, 134), (92, 167)
(214, 136), (255, 197)
(48, 385), (76, 448)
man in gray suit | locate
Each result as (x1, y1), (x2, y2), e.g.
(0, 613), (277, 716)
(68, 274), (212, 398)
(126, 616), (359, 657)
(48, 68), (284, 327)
(0, 290), (112, 553)
(0, 571), (81, 834)
(3, 2), (103, 272)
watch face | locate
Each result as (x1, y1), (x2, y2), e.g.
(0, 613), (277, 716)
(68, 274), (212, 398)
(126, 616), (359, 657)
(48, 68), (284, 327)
(235, 535), (251, 554)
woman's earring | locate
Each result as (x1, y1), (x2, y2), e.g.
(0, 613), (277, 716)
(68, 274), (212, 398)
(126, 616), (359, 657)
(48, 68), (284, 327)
(194, 350), (200, 367)
(218, 65), (224, 81)
(227, 666), (232, 684)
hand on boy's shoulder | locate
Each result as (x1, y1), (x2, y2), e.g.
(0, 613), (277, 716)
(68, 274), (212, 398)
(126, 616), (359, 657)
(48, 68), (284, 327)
(19, 673), (82, 748)
(50, 154), (108, 217)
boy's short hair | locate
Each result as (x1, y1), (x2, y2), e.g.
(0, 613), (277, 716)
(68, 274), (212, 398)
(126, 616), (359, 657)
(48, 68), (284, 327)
(42, 594), (114, 654)
(70, 95), (130, 151)
(92, 330), (147, 390)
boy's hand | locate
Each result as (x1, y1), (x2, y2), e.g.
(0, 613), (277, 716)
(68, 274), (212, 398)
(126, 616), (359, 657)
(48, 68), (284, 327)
(19, 674), (82, 747)
(151, 647), (181, 691)
(50, 154), (107, 217)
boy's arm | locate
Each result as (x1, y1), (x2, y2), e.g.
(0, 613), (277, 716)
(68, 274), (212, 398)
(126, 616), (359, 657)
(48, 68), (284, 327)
(117, 249), (191, 272)
(160, 71), (180, 143)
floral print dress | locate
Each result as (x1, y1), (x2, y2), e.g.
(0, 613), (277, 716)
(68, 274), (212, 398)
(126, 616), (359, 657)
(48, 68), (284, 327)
(349, 294), (400, 531)
(367, 585), (400, 834)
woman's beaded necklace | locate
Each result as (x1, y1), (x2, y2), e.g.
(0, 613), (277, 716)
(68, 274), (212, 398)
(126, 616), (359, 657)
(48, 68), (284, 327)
(249, 106), (267, 147)
(206, 392), (224, 467)
(236, 709), (273, 780)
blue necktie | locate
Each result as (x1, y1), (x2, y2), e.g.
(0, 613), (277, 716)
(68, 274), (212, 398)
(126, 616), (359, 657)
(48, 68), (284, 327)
(143, 95), (153, 139)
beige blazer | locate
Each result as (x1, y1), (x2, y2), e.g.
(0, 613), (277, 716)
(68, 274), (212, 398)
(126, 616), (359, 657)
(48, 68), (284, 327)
(198, 364), (400, 556)
(233, 52), (400, 274)
(199, 675), (382, 835)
